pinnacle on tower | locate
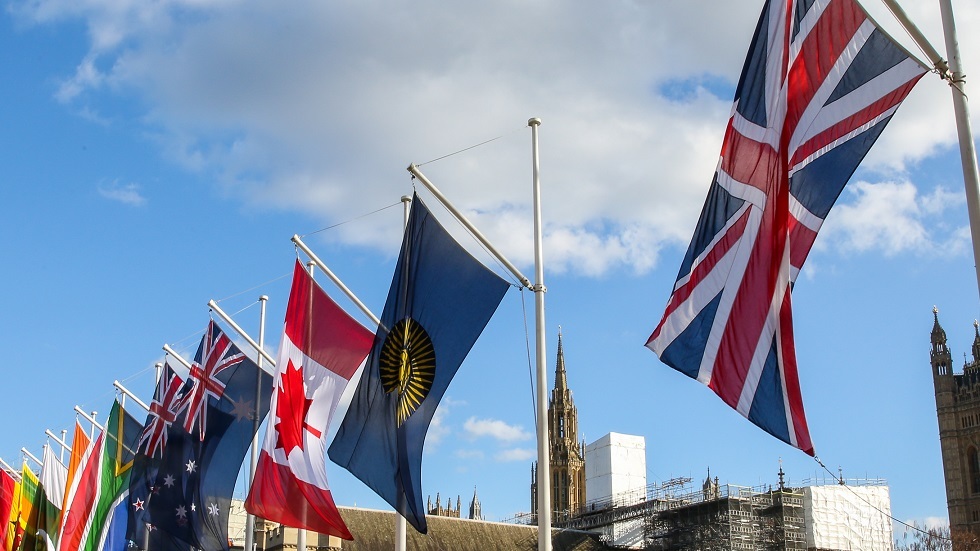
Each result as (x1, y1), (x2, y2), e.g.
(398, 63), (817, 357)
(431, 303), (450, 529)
(555, 326), (568, 393)
(932, 306), (948, 346)
(972, 320), (980, 363)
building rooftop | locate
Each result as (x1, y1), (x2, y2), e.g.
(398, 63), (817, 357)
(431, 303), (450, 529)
(337, 506), (612, 551)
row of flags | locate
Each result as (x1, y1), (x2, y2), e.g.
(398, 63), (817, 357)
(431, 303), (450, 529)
(2, 0), (937, 547)
(1, 194), (509, 551)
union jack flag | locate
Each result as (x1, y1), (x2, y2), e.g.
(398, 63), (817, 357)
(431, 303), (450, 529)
(178, 321), (245, 440)
(646, 0), (926, 455)
(138, 363), (185, 457)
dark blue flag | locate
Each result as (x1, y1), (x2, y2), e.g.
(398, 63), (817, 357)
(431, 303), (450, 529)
(328, 193), (509, 533)
(126, 363), (192, 551)
(127, 322), (271, 551)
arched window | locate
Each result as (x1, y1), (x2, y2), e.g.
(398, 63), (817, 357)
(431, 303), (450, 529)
(969, 447), (980, 494)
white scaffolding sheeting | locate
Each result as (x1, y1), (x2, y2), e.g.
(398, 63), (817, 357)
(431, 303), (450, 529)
(803, 485), (893, 551)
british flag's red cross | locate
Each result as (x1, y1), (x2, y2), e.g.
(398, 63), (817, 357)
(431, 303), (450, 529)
(138, 365), (185, 457)
(178, 321), (245, 440)
(647, 0), (925, 455)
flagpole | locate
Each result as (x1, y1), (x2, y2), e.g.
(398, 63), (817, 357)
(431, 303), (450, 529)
(406, 165), (533, 289)
(163, 344), (193, 371)
(0, 457), (17, 478)
(43, 431), (70, 457)
(208, 300), (277, 368)
(74, 407), (103, 435)
(406, 123), (550, 550)
(113, 381), (150, 411)
(528, 117), (552, 551)
(146, 362), (162, 551)
(879, 0), (946, 70)
(880, 0), (980, 294)
(292, 235), (382, 327)
(20, 448), (41, 469)
(245, 295), (267, 551)
(938, 0), (980, 297)
(288, 271), (313, 551)
(395, 195), (412, 551)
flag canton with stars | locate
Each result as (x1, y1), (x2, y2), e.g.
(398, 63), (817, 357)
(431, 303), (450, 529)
(127, 321), (271, 551)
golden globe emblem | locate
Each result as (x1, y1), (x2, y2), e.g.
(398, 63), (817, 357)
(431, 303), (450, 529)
(379, 318), (435, 427)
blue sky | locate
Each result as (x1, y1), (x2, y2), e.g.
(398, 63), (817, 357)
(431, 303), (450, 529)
(2, 0), (979, 535)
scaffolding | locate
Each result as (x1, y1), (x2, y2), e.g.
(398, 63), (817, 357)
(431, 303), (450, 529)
(641, 480), (806, 551)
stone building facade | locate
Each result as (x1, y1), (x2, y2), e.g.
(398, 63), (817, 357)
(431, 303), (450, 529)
(931, 308), (980, 533)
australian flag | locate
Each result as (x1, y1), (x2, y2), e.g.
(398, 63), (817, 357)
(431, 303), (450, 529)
(646, 0), (926, 455)
(127, 321), (271, 550)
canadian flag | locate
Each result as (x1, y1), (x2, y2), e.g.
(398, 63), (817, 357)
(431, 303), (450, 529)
(245, 260), (374, 539)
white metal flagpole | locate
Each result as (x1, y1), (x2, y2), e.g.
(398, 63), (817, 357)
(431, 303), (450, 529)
(244, 295), (268, 551)
(292, 235), (381, 327)
(163, 344), (193, 371)
(880, 0), (980, 295)
(0, 457), (18, 478)
(21, 448), (41, 469)
(208, 300), (277, 369)
(395, 195), (411, 551)
(528, 117), (552, 551)
(405, 120), (550, 550)
(74, 407), (103, 436)
(44, 430), (70, 457)
(113, 381), (150, 412)
(938, 0), (980, 298)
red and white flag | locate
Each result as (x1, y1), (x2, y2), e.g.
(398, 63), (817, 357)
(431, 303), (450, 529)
(245, 260), (374, 539)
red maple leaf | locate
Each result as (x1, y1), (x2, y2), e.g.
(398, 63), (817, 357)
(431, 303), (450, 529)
(274, 359), (322, 455)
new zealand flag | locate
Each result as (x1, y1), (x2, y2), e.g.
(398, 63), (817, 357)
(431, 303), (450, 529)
(127, 321), (271, 551)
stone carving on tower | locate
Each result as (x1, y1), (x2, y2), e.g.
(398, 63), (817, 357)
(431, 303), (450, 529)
(931, 307), (980, 535)
(531, 329), (587, 522)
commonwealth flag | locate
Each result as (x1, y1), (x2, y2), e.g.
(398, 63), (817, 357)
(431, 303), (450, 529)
(328, 193), (509, 533)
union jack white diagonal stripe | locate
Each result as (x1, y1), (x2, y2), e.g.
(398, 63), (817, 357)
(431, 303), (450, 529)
(646, 0), (926, 455)
(137, 363), (185, 458)
(178, 320), (245, 440)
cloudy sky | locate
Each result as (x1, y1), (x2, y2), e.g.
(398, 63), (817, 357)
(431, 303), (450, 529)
(3, 0), (980, 536)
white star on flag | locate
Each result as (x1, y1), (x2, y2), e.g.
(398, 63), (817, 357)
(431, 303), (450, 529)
(133, 498), (144, 511)
(176, 505), (187, 519)
(208, 503), (219, 516)
(163, 474), (175, 487)
(185, 459), (197, 473)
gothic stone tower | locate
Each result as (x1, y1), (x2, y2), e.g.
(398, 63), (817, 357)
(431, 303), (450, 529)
(931, 308), (980, 533)
(531, 330), (586, 521)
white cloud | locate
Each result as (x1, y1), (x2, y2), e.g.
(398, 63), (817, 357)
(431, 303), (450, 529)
(424, 397), (465, 449)
(97, 180), (147, 206)
(495, 448), (535, 462)
(14, 0), (980, 273)
(463, 417), (532, 443)
(822, 180), (968, 257)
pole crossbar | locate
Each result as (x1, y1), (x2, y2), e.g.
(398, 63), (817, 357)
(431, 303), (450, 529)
(208, 300), (277, 369)
(406, 164), (532, 289)
(114, 380), (150, 411)
(292, 235), (381, 327)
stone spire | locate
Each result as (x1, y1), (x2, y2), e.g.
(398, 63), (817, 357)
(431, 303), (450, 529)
(469, 486), (483, 520)
(932, 306), (948, 347)
(555, 326), (568, 394)
(931, 307), (952, 380)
